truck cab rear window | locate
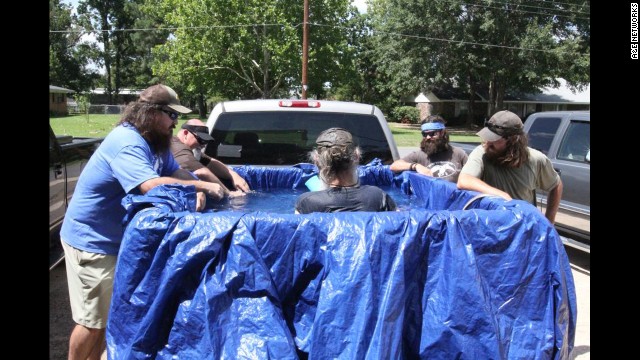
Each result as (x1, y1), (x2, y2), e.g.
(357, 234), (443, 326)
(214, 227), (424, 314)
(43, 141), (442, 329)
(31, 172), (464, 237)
(205, 111), (393, 165)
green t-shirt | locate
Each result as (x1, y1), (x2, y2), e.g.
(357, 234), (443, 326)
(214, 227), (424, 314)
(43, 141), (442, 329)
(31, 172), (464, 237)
(460, 145), (560, 205)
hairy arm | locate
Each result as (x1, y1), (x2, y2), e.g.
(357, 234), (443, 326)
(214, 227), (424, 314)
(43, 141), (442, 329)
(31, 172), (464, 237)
(544, 178), (563, 224)
(389, 159), (414, 173)
(457, 172), (512, 201)
(138, 169), (226, 200)
(203, 155), (250, 192)
(389, 159), (433, 176)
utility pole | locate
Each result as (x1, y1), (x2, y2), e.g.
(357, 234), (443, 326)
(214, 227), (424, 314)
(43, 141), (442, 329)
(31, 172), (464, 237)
(301, 0), (309, 99)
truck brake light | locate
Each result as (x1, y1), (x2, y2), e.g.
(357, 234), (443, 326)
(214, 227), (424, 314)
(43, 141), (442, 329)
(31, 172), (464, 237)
(279, 100), (321, 108)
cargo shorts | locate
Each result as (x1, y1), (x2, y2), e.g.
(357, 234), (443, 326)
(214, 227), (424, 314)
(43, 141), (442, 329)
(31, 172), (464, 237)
(61, 240), (116, 329)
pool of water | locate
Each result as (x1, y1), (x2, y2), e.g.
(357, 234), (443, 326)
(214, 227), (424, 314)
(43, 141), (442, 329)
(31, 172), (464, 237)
(206, 186), (424, 214)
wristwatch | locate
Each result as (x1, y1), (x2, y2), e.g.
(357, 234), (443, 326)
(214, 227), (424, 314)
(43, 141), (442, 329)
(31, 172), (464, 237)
(410, 163), (417, 171)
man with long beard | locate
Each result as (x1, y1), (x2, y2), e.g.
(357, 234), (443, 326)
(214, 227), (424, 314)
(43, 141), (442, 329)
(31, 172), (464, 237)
(390, 115), (468, 182)
(60, 84), (226, 360)
(457, 110), (563, 224)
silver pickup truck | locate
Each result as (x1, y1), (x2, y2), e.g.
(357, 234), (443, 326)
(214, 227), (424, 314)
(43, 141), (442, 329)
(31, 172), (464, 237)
(203, 99), (400, 166)
(49, 125), (103, 269)
(453, 111), (590, 252)
(526, 111), (590, 252)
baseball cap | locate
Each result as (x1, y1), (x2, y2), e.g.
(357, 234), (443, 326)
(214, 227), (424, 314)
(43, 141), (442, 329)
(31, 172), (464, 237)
(181, 123), (214, 142)
(139, 84), (192, 114)
(477, 110), (524, 142)
(316, 127), (353, 148)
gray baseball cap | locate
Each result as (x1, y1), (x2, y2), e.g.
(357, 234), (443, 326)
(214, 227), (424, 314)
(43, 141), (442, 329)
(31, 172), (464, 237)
(139, 84), (192, 114)
(477, 110), (524, 142)
(316, 127), (353, 148)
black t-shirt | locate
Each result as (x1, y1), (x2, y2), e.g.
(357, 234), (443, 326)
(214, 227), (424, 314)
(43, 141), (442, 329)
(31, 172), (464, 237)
(295, 185), (397, 214)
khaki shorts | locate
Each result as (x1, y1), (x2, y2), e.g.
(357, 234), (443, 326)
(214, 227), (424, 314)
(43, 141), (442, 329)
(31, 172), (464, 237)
(62, 240), (116, 329)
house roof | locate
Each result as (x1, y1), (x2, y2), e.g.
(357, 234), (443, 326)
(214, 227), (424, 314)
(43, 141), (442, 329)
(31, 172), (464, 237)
(421, 78), (589, 104)
(91, 88), (142, 95)
(50, 85), (74, 93)
(504, 79), (590, 104)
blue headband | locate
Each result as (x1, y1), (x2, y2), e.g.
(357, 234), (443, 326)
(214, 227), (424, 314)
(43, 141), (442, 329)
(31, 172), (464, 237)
(421, 122), (446, 131)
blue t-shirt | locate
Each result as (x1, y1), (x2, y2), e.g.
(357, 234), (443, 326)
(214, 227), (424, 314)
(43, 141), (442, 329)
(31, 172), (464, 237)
(60, 124), (180, 255)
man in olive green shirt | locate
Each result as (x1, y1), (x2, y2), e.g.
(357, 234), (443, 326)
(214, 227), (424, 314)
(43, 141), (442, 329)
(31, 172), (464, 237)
(457, 110), (563, 224)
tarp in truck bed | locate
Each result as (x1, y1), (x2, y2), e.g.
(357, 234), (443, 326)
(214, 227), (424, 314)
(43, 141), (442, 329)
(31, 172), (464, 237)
(107, 161), (576, 359)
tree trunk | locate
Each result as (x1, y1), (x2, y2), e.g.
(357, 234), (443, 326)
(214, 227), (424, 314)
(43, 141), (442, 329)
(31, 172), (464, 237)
(100, 12), (112, 105)
(496, 81), (505, 112)
(198, 93), (207, 119)
(466, 73), (476, 127)
(488, 77), (496, 117)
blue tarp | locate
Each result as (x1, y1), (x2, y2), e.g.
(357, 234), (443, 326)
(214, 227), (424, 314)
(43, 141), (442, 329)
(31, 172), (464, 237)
(107, 161), (576, 359)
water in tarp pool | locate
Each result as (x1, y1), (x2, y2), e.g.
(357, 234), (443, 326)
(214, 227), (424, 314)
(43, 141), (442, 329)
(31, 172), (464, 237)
(206, 186), (424, 213)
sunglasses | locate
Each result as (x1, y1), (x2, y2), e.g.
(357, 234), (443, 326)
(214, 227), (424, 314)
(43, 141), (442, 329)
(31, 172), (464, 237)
(421, 130), (441, 138)
(161, 109), (179, 121)
(484, 121), (508, 132)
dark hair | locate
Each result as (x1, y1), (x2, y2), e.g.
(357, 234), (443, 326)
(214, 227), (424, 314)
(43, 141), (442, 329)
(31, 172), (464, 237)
(419, 114), (451, 153)
(494, 133), (530, 167)
(311, 140), (361, 185)
(421, 114), (446, 125)
(118, 101), (162, 137)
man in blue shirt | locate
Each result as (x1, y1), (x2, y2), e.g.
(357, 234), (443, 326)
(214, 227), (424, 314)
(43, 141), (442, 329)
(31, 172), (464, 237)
(60, 84), (225, 360)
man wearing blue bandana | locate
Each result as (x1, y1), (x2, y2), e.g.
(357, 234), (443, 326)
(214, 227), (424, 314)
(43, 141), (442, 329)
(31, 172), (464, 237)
(390, 115), (468, 182)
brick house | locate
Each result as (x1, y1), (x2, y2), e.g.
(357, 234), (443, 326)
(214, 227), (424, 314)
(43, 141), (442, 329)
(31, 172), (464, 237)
(50, 85), (74, 116)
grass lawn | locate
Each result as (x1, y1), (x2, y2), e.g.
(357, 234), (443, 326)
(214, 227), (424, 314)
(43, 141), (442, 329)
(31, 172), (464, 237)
(50, 115), (481, 146)
(50, 114), (203, 138)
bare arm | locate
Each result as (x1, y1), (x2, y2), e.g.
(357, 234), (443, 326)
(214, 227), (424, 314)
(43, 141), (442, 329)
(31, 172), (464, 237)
(544, 178), (563, 224)
(193, 167), (228, 190)
(457, 172), (512, 201)
(389, 159), (414, 173)
(138, 168), (226, 200)
(204, 155), (250, 192)
(389, 159), (433, 176)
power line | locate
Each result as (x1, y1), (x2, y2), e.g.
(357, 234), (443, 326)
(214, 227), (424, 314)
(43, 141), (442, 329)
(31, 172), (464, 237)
(455, 1), (590, 20)
(50, 22), (586, 55)
(464, 0), (589, 14)
(49, 23), (302, 34)
(312, 23), (585, 54)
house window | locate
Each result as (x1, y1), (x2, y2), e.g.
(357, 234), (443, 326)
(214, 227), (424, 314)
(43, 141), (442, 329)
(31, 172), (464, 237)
(455, 102), (468, 117)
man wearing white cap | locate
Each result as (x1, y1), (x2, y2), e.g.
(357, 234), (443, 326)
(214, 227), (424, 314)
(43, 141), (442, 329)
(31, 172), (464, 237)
(457, 110), (563, 223)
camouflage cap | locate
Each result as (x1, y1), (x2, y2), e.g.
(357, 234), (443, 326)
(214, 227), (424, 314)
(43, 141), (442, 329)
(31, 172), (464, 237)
(316, 127), (353, 148)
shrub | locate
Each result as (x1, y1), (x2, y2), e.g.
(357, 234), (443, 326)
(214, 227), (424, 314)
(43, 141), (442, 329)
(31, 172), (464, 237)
(391, 106), (420, 124)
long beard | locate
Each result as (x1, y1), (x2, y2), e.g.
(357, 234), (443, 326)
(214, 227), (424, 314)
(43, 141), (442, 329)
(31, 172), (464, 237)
(420, 137), (449, 156)
(145, 123), (172, 153)
(483, 143), (507, 164)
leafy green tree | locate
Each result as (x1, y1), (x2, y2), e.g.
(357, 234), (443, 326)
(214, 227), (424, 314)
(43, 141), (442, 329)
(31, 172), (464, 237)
(369, 0), (590, 124)
(146, 0), (356, 112)
(76, 0), (163, 103)
(49, 0), (100, 91)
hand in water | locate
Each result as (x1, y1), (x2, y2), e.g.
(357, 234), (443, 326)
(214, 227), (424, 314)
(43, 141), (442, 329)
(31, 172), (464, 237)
(231, 171), (251, 193)
(203, 182), (225, 200)
(228, 189), (248, 198)
(195, 191), (207, 211)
